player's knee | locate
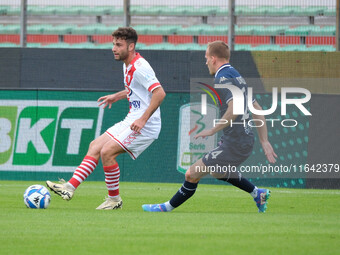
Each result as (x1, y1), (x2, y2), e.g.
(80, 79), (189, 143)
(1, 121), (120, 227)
(100, 142), (122, 161)
(185, 170), (200, 183)
(100, 144), (113, 160)
(87, 139), (100, 156)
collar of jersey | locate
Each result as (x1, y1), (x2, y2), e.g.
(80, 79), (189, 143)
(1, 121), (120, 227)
(126, 52), (142, 70)
(215, 63), (231, 77)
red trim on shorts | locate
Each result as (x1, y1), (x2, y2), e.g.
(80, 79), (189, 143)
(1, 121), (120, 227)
(105, 131), (136, 160)
(148, 83), (161, 92)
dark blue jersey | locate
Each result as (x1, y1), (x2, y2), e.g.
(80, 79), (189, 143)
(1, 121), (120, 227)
(214, 63), (254, 147)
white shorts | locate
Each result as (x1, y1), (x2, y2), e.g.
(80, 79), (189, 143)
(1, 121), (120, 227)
(105, 121), (155, 160)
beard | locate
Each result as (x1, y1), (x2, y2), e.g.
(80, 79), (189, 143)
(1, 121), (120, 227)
(113, 50), (129, 61)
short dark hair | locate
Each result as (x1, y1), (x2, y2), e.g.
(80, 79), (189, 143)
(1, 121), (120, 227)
(207, 41), (230, 60)
(112, 27), (138, 45)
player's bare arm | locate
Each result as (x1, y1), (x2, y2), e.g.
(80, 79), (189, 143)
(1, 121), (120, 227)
(252, 100), (278, 164)
(97, 90), (127, 109)
(194, 100), (237, 139)
(130, 86), (166, 133)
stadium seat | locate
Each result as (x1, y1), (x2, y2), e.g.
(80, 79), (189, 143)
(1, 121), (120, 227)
(0, 25), (20, 34)
(157, 6), (184, 16)
(236, 6), (269, 16)
(27, 6), (57, 15)
(307, 45), (335, 52)
(108, 7), (124, 15)
(130, 6), (163, 16)
(0, 42), (18, 47)
(254, 26), (289, 36)
(312, 26), (336, 36)
(324, 7), (336, 16)
(293, 6), (325, 16)
(135, 43), (147, 50)
(131, 25), (157, 35)
(42, 24), (78, 35)
(201, 25), (228, 36)
(27, 43), (41, 48)
(285, 26), (315, 36)
(70, 24), (117, 35)
(234, 44), (252, 51)
(175, 43), (206, 51)
(27, 25), (54, 34)
(95, 43), (113, 49)
(252, 44), (282, 51)
(95, 25), (121, 35)
(43, 42), (71, 48)
(235, 25), (261, 35)
(281, 45), (308, 51)
(267, 6), (295, 16)
(144, 43), (177, 50)
(79, 6), (112, 16)
(68, 42), (98, 49)
(147, 25), (182, 35)
(4, 6), (20, 15)
(55, 6), (82, 15)
(186, 6), (218, 16)
(215, 7), (228, 16)
(177, 24), (212, 35)
(0, 6), (8, 14)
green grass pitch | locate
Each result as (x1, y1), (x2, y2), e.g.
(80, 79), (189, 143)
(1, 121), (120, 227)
(0, 181), (339, 255)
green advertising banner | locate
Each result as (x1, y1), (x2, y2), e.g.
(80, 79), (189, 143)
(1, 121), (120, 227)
(0, 90), (186, 184)
(0, 100), (103, 172)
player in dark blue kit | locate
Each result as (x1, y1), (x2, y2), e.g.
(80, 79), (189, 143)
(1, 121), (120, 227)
(142, 41), (277, 213)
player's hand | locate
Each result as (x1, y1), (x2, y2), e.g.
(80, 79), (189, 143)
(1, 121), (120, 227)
(261, 141), (277, 164)
(97, 94), (117, 109)
(130, 118), (146, 133)
(194, 129), (214, 139)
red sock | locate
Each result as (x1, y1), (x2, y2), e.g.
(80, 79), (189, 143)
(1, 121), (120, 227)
(104, 163), (120, 197)
(68, 156), (98, 189)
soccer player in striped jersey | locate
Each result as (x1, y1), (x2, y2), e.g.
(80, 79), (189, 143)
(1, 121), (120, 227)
(47, 27), (166, 210)
(142, 41), (277, 213)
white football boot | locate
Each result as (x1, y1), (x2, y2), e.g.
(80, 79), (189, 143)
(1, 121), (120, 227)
(46, 179), (74, 201)
(96, 196), (123, 210)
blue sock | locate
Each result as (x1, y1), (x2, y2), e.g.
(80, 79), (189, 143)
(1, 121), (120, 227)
(169, 181), (198, 208)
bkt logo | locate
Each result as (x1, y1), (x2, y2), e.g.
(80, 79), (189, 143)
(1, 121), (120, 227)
(0, 100), (103, 172)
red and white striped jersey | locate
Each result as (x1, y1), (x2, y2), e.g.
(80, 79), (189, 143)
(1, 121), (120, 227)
(123, 52), (162, 139)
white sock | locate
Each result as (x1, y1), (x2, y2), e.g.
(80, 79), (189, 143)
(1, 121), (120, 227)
(108, 194), (121, 201)
(164, 201), (175, 211)
(250, 186), (258, 198)
(66, 182), (76, 191)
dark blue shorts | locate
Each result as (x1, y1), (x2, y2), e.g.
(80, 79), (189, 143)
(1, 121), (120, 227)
(202, 137), (254, 168)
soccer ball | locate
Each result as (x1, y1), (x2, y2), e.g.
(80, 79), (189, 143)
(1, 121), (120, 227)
(23, 185), (51, 209)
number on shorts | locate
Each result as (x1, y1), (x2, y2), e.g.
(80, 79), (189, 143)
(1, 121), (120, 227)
(210, 150), (223, 159)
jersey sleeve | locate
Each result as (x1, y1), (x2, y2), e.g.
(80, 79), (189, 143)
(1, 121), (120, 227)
(215, 76), (233, 104)
(134, 61), (161, 93)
